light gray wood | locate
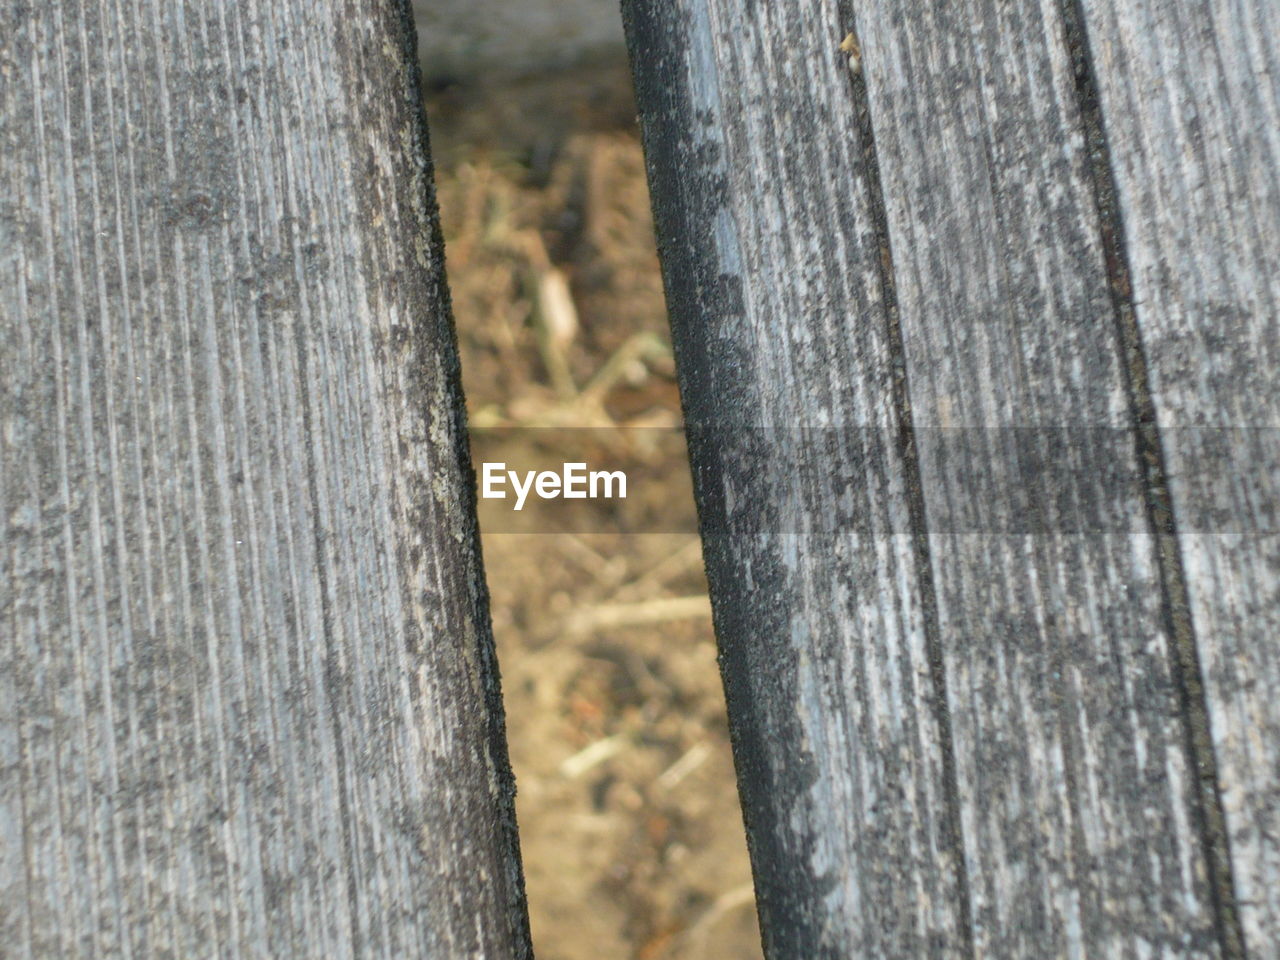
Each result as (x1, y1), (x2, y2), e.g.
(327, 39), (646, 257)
(1076, 0), (1280, 951)
(624, 0), (1267, 955)
(855, 0), (1234, 954)
(0, 2), (530, 957)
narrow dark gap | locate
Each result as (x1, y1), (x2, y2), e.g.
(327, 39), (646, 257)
(832, 5), (977, 955)
(414, 11), (765, 959)
(1057, 2), (1246, 955)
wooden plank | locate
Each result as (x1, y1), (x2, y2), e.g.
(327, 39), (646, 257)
(1072, 0), (1280, 950)
(0, 2), (531, 957)
(853, 0), (1235, 954)
(623, 0), (1247, 955)
(623, 3), (967, 955)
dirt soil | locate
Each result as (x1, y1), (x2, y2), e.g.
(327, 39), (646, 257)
(425, 64), (766, 960)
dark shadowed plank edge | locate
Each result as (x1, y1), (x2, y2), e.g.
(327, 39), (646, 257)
(624, 3), (966, 955)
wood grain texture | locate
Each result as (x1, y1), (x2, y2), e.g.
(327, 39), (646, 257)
(1075, 0), (1280, 950)
(625, 2), (966, 955)
(0, 1), (531, 957)
(622, 0), (1270, 955)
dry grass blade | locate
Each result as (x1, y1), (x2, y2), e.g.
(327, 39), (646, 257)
(563, 596), (713, 637)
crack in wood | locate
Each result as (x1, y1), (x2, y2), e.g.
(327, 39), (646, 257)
(835, 3), (977, 955)
(1057, 1), (1247, 955)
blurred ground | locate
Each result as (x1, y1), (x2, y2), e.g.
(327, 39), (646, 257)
(412, 0), (625, 86)
(425, 64), (765, 960)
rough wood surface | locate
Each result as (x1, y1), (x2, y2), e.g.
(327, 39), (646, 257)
(625, 0), (1275, 955)
(0, 2), (530, 957)
(1074, 1), (1280, 951)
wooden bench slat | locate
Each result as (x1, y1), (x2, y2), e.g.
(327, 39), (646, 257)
(625, 3), (967, 955)
(855, 0), (1224, 954)
(1079, 0), (1280, 949)
(0, 2), (530, 957)
(623, 0), (1269, 955)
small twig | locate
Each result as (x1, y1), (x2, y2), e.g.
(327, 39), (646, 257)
(656, 743), (711, 791)
(579, 331), (670, 403)
(532, 267), (579, 399)
(613, 538), (706, 602)
(559, 734), (628, 779)
(563, 595), (712, 636)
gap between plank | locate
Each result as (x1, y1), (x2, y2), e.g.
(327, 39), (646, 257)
(1057, 1), (1247, 955)
(833, 4), (978, 954)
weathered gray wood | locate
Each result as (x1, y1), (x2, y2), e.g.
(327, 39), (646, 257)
(626, 3), (965, 955)
(1074, 0), (1280, 950)
(624, 0), (1272, 956)
(0, 2), (530, 957)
